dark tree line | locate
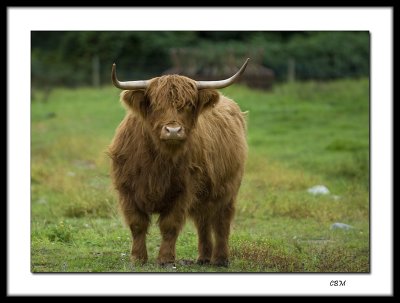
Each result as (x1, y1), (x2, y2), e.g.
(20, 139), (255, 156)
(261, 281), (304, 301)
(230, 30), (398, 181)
(31, 31), (369, 89)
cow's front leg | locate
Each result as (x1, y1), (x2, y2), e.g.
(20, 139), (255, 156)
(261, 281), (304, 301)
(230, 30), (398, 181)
(157, 203), (186, 265)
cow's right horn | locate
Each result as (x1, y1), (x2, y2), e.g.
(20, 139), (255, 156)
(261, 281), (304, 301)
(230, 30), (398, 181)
(111, 63), (150, 90)
(196, 58), (250, 90)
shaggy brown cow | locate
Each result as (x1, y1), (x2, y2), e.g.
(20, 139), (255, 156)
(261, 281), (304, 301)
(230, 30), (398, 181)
(108, 59), (249, 267)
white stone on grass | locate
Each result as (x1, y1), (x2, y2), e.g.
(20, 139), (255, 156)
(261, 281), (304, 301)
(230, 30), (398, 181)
(330, 222), (354, 230)
(307, 185), (330, 195)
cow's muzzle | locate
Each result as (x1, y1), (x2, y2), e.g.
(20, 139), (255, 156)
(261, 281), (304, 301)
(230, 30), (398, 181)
(160, 124), (186, 142)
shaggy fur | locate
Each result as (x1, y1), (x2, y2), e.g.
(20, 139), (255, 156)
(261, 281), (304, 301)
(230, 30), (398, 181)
(109, 75), (247, 266)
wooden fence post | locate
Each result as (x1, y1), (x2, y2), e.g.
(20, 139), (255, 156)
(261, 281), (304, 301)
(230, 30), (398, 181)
(288, 58), (296, 82)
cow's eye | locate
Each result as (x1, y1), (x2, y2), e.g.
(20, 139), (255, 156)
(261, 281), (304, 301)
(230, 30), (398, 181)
(140, 98), (151, 116)
(178, 104), (192, 113)
(186, 103), (195, 111)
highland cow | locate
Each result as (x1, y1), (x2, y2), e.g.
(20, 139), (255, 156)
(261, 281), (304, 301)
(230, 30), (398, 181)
(108, 59), (249, 267)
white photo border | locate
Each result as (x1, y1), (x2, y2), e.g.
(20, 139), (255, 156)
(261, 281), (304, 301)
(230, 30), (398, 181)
(7, 7), (393, 296)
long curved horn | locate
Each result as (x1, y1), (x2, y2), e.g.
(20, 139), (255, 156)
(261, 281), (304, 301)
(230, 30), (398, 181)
(111, 63), (150, 90)
(196, 58), (250, 90)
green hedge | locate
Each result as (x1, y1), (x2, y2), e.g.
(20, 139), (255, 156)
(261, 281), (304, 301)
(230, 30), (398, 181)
(31, 31), (369, 88)
(263, 32), (370, 81)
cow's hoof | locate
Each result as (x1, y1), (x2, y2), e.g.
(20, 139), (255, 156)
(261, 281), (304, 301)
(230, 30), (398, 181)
(196, 259), (211, 265)
(158, 261), (176, 269)
(157, 256), (176, 267)
(130, 255), (147, 264)
(211, 259), (229, 267)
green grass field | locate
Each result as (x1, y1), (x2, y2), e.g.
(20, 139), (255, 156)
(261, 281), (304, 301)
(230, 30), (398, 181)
(31, 78), (369, 272)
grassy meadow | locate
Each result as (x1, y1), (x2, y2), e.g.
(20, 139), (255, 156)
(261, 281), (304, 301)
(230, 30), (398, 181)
(31, 78), (370, 272)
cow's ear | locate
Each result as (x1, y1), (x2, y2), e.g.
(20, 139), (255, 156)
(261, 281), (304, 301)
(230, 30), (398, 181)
(120, 90), (148, 117)
(198, 89), (219, 113)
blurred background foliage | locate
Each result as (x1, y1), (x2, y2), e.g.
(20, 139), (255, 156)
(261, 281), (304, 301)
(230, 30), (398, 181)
(31, 31), (369, 91)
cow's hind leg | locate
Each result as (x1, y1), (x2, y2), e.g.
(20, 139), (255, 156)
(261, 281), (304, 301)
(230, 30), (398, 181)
(211, 202), (235, 267)
(192, 213), (213, 265)
(127, 210), (150, 263)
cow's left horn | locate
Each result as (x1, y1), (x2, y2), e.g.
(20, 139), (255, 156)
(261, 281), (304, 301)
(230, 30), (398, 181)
(111, 63), (150, 90)
(196, 58), (250, 90)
